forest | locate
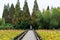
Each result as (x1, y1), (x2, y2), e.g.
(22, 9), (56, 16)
(0, 0), (60, 29)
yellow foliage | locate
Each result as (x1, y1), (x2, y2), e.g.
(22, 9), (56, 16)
(0, 30), (24, 40)
(36, 30), (60, 40)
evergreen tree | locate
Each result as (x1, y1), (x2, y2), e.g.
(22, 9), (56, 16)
(22, 0), (30, 29)
(47, 6), (49, 10)
(2, 4), (7, 18)
(50, 8), (60, 29)
(15, 0), (20, 19)
(15, 0), (20, 13)
(9, 4), (15, 24)
(2, 4), (9, 23)
(32, 0), (39, 29)
(13, 0), (21, 28)
(42, 6), (51, 29)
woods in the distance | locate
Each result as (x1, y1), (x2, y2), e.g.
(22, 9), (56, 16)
(1, 0), (60, 29)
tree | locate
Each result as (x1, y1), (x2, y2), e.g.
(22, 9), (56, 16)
(35, 10), (43, 29)
(47, 6), (49, 10)
(42, 6), (51, 29)
(8, 4), (15, 24)
(32, 0), (39, 29)
(0, 18), (5, 25)
(22, 0), (30, 29)
(51, 8), (60, 29)
(2, 4), (9, 23)
(50, 19), (59, 29)
(13, 0), (21, 28)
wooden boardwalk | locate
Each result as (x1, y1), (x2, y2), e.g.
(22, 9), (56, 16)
(21, 30), (37, 40)
(14, 30), (41, 40)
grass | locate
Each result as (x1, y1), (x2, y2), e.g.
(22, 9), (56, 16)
(36, 30), (60, 40)
(0, 30), (24, 40)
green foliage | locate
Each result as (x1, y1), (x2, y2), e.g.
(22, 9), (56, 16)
(32, 0), (39, 29)
(52, 8), (60, 21)
(0, 18), (5, 25)
(0, 18), (13, 29)
(42, 10), (51, 22)
(50, 8), (60, 29)
(0, 23), (13, 29)
(0, 19), (2, 25)
(35, 10), (43, 29)
(21, 0), (30, 29)
(2, 4), (9, 19)
(2, 0), (60, 29)
(50, 19), (59, 29)
(13, 0), (21, 27)
(8, 4), (15, 23)
(16, 20), (27, 29)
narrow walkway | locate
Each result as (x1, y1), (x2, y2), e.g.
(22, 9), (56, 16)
(21, 30), (37, 40)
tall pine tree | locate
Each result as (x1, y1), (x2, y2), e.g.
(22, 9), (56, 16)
(13, 0), (21, 28)
(9, 4), (15, 24)
(2, 4), (9, 23)
(32, 0), (39, 29)
(42, 6), (51, 29)
(22, 0), (30, 29)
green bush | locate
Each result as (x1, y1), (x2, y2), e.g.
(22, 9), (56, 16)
(50, 20), (59, 29)
(0, 19), (2, 25)
(0, 18), (5, 25)
(0, 23), (14, 29)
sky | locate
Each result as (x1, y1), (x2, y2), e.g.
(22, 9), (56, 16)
(0, 0), (60, 18)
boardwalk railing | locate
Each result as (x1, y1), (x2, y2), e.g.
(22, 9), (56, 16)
(33, 30), (42, 40)
(13, 30), (42, 40)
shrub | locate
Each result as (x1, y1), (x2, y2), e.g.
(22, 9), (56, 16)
(0, 18), (5, 25)
(0, 23), (14, 29)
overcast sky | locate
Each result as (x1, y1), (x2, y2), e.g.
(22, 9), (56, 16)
(0, 0), (60, 18)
